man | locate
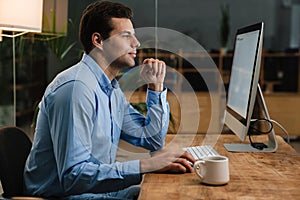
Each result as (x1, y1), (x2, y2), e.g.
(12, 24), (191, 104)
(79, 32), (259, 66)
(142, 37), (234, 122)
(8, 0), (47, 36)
(24, 1), (195, 199)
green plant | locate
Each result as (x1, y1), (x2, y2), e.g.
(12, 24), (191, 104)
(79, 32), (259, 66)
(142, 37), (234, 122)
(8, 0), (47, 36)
(220, 4), (230, 47)
(44, 18), (77, 61)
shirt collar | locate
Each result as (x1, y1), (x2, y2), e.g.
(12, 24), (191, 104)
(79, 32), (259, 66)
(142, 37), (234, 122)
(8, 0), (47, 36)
(81, 54), (119, 94)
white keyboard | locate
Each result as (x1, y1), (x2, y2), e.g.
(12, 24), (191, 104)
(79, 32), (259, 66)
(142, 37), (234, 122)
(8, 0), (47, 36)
(183, 145), (220, 160)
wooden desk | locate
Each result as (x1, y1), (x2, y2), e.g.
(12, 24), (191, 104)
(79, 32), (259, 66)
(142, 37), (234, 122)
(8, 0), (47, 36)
(138, 134), (300, 200)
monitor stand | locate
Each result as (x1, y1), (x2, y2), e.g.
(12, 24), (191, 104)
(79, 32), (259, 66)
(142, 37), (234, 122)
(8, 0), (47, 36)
(224, 85), (278, 152)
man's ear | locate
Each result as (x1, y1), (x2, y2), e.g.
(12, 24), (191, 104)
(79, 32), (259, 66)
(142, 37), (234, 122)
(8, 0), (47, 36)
(92, 32), (103, 49)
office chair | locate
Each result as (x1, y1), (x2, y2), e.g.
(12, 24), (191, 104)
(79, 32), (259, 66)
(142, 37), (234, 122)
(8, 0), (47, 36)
(0, 126), (44, 199)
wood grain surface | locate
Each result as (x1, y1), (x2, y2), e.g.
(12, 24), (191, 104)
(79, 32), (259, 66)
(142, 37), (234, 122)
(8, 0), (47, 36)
(138, 134), (300, 200)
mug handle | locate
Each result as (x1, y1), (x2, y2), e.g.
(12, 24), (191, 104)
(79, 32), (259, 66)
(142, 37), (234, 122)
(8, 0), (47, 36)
(193, 160), (205, 179)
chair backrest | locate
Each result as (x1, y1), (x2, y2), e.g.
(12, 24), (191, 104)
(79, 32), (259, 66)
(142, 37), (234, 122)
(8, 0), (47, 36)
(0, 126), (32, 198)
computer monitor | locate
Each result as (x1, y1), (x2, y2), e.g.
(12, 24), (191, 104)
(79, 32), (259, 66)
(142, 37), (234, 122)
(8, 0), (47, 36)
(224, 22), (278, 152)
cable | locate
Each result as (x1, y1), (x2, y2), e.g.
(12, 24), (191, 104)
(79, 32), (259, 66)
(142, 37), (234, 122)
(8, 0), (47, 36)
(269, 119), (290, 144)
(248, 118), (272, 150)
(248, 118), (290, 150)
(249, 118), (273, 135)
(248, 134), (268, 150)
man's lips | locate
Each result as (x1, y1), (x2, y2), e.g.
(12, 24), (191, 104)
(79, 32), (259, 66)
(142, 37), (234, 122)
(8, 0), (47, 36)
(128, 52), (137, 58)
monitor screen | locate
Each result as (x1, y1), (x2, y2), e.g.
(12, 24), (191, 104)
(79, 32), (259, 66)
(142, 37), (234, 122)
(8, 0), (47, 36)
(227, 30), (260, 120)
(225, 22), (263, 142)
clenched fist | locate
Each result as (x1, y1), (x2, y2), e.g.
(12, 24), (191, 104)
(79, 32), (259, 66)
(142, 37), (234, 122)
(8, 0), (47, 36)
(140, 58), (166, 92)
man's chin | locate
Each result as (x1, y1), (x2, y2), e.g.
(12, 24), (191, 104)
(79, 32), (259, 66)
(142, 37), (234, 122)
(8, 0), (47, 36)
(125, 59), (137, 68)
(111, 59), (136, 69)
(129, 62), (136, 67)
(121, 61), (135, 68)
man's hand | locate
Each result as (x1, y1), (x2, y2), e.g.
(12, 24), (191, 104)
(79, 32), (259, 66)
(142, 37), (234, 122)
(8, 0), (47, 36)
(140, 148), (196, 174)
(140, 58), (166, 92)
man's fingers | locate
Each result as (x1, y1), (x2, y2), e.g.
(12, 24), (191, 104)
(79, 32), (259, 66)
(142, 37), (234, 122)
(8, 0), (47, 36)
(152, 60), (158, 76)
(180, 151), (196, 163)
(142, 58), (166, 77)
(175, 157), (194, 172)
(157, 60), (166, 76)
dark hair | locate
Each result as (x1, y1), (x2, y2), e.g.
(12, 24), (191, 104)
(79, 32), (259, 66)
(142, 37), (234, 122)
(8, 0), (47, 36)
(79, 1), (133, 54)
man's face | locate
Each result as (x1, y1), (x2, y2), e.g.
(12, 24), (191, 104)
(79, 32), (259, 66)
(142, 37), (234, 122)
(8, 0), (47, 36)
(103, 18), (140, 69)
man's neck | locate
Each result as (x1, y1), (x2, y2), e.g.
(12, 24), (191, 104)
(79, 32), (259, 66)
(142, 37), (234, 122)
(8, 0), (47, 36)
(104, 66), (119, 81)
(88, 50), (119, 81)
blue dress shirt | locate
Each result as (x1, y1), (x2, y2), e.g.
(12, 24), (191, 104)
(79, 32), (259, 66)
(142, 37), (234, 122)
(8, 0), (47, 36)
(24, 54), (169, 198)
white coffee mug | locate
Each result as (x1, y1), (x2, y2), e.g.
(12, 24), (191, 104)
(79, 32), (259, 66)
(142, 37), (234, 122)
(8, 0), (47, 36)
(193, 155), (230, 185)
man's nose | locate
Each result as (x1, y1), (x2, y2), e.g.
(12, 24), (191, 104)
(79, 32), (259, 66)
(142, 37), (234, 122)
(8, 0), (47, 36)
(132, 35), (140, 48)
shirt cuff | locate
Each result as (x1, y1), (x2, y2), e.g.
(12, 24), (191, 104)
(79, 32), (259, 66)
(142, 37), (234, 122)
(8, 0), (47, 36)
(121, 160), (141, 175)
(119, 160), (143, 187)
(146, 87), (167, 107)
